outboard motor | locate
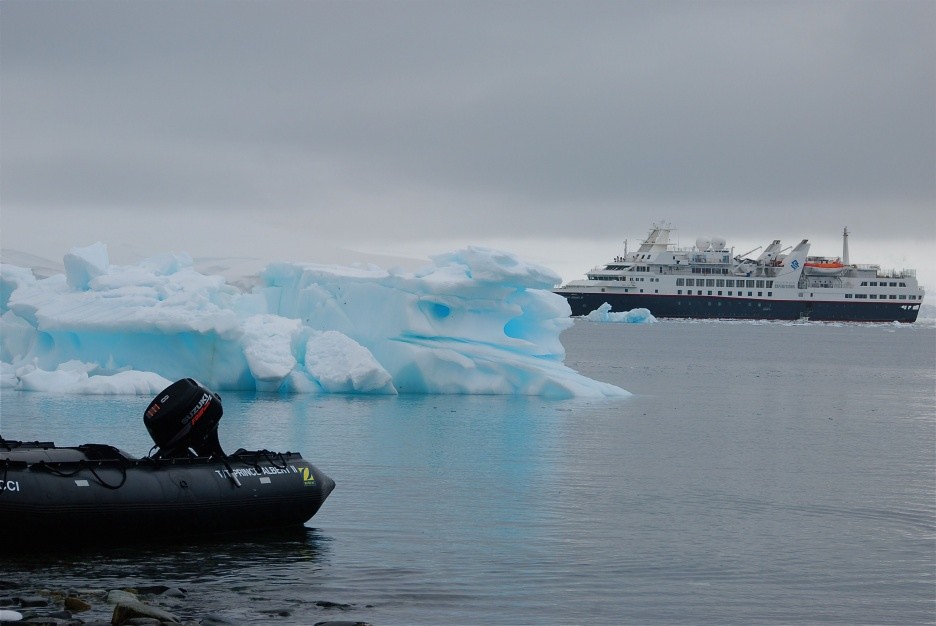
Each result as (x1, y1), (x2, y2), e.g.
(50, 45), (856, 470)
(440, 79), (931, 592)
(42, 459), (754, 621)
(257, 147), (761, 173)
(144, 378), (225, 458)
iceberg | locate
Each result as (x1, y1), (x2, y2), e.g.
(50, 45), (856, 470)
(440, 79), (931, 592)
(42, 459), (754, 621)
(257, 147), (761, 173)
(584, 302), (657, 324)
(1, 243), (627, 398)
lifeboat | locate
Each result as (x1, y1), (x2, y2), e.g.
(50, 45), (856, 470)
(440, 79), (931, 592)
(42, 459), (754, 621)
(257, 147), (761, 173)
(0, 378), (335, 542)
(804, 258), (846, 275)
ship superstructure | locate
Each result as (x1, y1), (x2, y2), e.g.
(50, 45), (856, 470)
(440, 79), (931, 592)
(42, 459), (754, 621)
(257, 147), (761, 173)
(554, 224), (924, 322)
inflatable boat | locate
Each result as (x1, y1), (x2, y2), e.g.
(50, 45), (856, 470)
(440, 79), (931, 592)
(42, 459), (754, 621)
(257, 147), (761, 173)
(0, 379), (335, 542)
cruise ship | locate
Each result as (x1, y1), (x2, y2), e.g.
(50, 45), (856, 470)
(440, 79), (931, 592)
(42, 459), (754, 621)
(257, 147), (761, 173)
(554, 224), (925, 322)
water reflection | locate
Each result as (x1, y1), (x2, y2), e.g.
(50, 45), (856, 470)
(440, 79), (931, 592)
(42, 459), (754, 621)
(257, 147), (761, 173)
(3, 527), (331, 585)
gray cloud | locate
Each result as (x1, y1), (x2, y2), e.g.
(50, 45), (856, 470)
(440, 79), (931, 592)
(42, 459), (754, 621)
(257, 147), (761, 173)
(2, 0), (934, 267)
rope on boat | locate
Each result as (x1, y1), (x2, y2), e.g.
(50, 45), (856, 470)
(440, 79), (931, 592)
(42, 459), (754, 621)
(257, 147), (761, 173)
(31, 459), (129, 490)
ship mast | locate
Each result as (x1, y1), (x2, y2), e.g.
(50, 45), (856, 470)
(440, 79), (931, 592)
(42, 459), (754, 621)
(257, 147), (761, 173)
(842, 227), (850, 265)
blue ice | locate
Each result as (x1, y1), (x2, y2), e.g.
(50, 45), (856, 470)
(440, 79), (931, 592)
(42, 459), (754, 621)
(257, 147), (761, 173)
(584, 302), (657, 324)
(1, 243), (627, 398)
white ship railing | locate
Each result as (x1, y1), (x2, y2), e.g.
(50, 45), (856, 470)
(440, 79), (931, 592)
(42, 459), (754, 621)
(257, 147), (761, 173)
(877, 268), (916, 279)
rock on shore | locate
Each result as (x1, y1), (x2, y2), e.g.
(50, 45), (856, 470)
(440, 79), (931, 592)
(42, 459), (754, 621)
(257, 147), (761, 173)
(0, 582), (373, 626)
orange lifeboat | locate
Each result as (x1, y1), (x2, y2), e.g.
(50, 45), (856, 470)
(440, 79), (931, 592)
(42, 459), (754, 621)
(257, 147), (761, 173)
(805, 258), (845, 274)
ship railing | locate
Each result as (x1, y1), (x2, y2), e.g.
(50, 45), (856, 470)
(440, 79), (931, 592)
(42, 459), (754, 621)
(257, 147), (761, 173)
(874, 267), (916, 279)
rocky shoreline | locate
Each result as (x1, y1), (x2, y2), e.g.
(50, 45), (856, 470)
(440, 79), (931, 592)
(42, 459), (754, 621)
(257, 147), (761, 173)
(0, 581), (372, 626)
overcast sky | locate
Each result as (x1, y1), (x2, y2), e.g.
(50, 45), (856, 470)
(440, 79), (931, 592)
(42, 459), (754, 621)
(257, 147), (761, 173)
(2, 0), (934, 287)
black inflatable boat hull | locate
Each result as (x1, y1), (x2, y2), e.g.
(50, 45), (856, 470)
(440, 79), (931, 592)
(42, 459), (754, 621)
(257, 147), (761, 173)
(0, 441), (335, 541)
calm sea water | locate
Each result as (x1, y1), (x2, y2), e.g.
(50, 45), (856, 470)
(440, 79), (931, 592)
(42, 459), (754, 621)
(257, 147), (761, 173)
(2, 319), (934, 625)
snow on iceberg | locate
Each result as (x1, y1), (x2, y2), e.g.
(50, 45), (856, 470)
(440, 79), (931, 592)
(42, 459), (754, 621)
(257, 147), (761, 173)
(584, 303), (657, 324)
(1, 243), (627, 398)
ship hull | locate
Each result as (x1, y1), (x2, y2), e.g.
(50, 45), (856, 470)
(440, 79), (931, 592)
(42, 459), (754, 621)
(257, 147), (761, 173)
(557, 291), (921, 323)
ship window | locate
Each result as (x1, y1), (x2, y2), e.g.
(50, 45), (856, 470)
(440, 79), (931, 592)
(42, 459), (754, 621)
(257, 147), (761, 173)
(845, 294), (853, 298)
(726, 280), (734, 287)
(899, 282), (906, 287)
(747, 280), (755, 288)
(716, 279), (725, 287)
(889, 282), (897, 287)
(861, 282), (867, 286)
(767, 281), (773, 288)
(717, 291), (722, 295)
(686, 279), (695, 286)
(870, 282), (877, 286)
(706, 279), (715, 287)
(697, 290), (702, 295)
(889, 295), (897, 299)
(748, 292), (753, 296)
(708, 291), (713, 296)
(899, 295), (906, 300)
(756, 280), (764, 288)
(677, 290), (683, 295)
(856, 294), (867, 299)
(758, 292), (762, 296)
(767, 292), (772, 297)
(870, 294), (877, 299)
(676, 278), (684, 286)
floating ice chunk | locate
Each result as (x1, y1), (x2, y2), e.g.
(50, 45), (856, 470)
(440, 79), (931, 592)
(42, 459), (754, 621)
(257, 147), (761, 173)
(1, 264), (37, 313)
(304, 330), (396, 394)
(15, 361), (171, 394)
(241, 314), (301, 383)
(1, 246), (628, 397)
(0, 310), (36, 365)
(64, 242), (109, 290)
(585, 303), (657, 324)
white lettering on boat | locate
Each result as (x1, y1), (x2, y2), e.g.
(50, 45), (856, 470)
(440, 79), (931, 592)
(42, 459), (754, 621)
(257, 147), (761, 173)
(0, 480), (21, 492)
(213, 465), (302, 480)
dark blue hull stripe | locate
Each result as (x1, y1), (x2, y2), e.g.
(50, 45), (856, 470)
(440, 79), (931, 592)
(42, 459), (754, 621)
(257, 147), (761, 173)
(557, 292), (921, 322)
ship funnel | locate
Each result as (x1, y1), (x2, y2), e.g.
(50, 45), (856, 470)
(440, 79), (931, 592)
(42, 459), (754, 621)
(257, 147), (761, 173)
(779, 240), (810, 275)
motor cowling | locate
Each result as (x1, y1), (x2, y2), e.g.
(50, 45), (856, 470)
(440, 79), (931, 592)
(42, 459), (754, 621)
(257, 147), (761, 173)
(144, 378), (225, 458)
